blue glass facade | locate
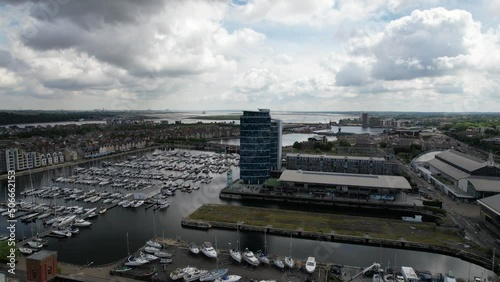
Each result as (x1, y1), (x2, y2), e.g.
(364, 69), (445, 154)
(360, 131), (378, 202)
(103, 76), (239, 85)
(240, 109), (280, 184)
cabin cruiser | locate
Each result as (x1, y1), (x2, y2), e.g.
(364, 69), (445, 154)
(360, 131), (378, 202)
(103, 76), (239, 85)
(146, 240), (161, 248)
(99, 207), (107, 214)
(189, 242), (200, 254)
(243, 248), (260, 266)
(124, 255), (148, 266)
(140, 251), (158, 261)
(230, 248), (241, 263)
(256, 250), (270, 265)
(72, 218), (92, 227)
(201, 242), (217, 258)
(305, 257), (316, 274)
(51, 229), (72, 238)
(144, 246), (160, 254)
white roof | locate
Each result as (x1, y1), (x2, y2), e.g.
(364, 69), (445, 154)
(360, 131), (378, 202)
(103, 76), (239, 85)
(279, 170), (411, 190)
(435, 150), (486, 172)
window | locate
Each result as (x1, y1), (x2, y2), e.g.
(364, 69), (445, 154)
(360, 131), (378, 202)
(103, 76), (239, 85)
(48, 266), (52, 276)
(32, 270), (37, 278)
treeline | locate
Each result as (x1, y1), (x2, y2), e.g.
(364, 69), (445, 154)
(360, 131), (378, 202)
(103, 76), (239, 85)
(0, 111), (115, 126)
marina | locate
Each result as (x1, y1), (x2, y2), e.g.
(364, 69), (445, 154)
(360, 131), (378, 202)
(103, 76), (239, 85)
(0, 148), (496, 281)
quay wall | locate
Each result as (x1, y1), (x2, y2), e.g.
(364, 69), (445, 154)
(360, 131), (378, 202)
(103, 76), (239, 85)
(219, 189), (442, 221)
(181, 218), (492, 270)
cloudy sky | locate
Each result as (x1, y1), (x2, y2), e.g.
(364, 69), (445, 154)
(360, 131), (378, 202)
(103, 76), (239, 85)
(0, 0), (499, 112)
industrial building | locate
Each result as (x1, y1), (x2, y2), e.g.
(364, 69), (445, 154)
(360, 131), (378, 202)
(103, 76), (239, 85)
(477, 194), (500, 231)
(239, 109), (282, 184)
(278, 170), (411, 200)
(416, 150), (500, 202)
(285, 153), (401, 175)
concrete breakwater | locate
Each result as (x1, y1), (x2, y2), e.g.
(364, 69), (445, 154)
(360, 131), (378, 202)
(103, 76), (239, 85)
(181, 218), (492, 270)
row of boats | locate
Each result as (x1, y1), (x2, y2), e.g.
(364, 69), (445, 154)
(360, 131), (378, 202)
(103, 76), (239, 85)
(170, 267), (241, 282)
(188, 242), (316, 274)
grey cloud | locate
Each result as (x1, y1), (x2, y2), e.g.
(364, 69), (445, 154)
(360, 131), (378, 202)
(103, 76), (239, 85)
(335, 62), (369, 86)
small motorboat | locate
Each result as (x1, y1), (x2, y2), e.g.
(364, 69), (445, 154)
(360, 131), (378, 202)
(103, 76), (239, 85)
(305, 257), (316, 274)
(284, 256), (294, 268)
(243, 248), (260, 266)
(99, 207), (107, 214)
(201, 242), (217, 259)
(146, 240), (161, 249)
(154, 251), (172, 258)
(273, 257), (285, 270)
(140, 251), (158, 262)
(114, 266), (132, 272)
(27, 241), (43, 249)
(160, 258), (172, 264)
(256, 250), (270, 265)
(229, 249), (241, 263)
(214, 275), (242, 282)
(19, 248), (33, 255)
(200, 269), (228, 282)
(124, 255), (148, 267)
(184, 269), (208, 282)
(144, 246), (160, 254)
(189, 242), (200, 255)
(170, 266), (198, 281)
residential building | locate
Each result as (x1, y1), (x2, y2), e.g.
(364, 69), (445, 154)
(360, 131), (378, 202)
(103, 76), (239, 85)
(477, 194), (500, 231)
(360, 112), (369, 128)
(0, 149), (6, 173)
(239, 109), (282, 184)
(286, 153), (401, 175)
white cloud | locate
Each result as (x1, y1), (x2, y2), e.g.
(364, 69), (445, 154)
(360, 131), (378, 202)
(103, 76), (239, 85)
(0, 67), (20, 88)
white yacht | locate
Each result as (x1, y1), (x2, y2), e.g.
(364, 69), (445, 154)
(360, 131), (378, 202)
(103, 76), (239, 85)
(189, 242), (200, 254)
(27, 241), (43, 249)
(243, 248), (260, 266)
(124, 255), (148, 266)
(146, 240), (161, 248)
(284, 256), (294, 268)
(201, 242), (217, 258)
(305, 257), (316, 274)
(72, 218), (92, 227)
(229, 248), (241, 263)
(144, 246), (160, 254)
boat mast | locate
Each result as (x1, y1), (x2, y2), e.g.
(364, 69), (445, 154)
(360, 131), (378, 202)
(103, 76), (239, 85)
(289, 233), (292, 257)
(126, 233), (130, 255)
(264, 229), (267, 254)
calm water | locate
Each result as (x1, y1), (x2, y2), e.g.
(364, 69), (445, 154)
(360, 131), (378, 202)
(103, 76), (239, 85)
(210, 133), (338, 147)
(0, 150), (494, 280)
(316, 126), (387, 135)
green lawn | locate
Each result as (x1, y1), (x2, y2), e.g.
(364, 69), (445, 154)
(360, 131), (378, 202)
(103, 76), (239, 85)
(188, 204), (467, 247)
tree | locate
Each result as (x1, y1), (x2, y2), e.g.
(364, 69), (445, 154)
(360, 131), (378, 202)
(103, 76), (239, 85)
(379, 141), (387, 148)
(338, 139), (351, 147)
(292, 141), (302, 150)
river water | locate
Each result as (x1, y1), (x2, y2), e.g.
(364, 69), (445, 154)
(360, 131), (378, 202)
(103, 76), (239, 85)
(0, 150), (495, 280)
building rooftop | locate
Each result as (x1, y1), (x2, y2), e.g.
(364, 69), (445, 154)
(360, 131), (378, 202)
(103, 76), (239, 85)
(477, 194), (500, 217)
(435, 150), (486, 172)
(27, 250), (57, 261)
(286, 153), (385, 161)
(279, 170), (411, 190)
(466, 177), (500, 193)
(427, 158), (469, 180)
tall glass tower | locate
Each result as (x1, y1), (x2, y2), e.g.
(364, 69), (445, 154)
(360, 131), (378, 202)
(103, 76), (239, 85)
(240, 109), (281, 184)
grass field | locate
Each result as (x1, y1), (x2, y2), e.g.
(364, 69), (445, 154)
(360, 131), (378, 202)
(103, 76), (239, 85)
(188, 204), (467, 247)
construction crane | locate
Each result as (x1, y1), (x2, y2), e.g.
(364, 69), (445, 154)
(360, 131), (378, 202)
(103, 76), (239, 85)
(347, 262), (381, 282)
